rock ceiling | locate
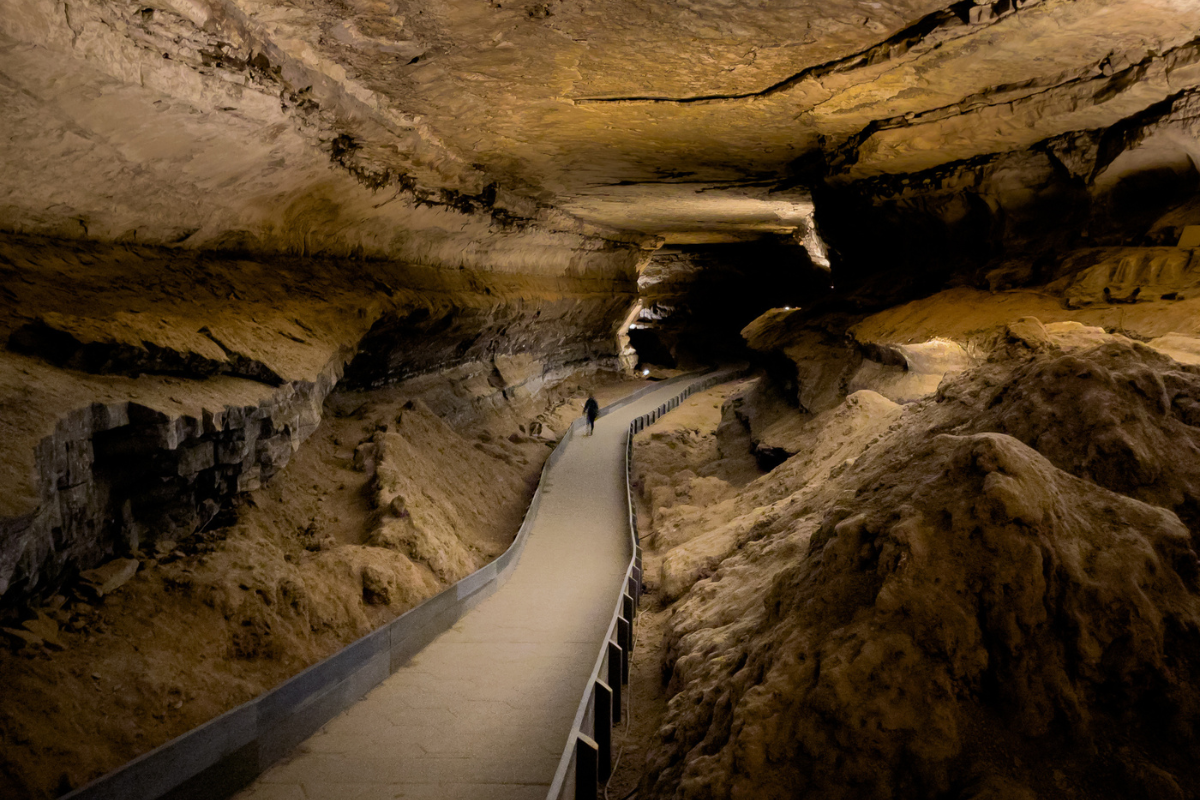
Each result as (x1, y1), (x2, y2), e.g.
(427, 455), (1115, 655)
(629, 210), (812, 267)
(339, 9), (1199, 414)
(1, 0), (1198, 249)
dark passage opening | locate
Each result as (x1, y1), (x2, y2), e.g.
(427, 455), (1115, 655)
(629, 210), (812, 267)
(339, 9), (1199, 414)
(630, 236), (831, 368)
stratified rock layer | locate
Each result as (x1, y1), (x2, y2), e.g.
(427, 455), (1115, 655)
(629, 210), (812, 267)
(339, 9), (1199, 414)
(0, 233), (637, 606)
(5, 0), (1200, 245)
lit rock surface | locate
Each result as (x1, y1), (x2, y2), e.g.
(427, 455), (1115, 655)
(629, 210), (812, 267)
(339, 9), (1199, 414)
(4, 0), (1200, 245)
(0, 232), (636, 603)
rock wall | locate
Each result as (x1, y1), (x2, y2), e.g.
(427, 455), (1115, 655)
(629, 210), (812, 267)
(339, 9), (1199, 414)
(345, 287), (631, 388)
(743, 245), (1200, 415)
(639, 329), (1200, 800)
(1, 356), (343, 607)
(816, 88), (1200, 291)
(0, 232), (639, 606)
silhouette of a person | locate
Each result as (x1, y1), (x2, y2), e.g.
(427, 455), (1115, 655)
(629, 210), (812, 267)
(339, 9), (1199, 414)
(583, 395), (599, 436)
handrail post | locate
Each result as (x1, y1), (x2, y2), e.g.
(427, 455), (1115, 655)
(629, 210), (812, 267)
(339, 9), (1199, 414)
(617, 616), (631, 685)
(594, 681), (613, 782)
(607, 641), (623, 724)
(576, 734), (599, 800)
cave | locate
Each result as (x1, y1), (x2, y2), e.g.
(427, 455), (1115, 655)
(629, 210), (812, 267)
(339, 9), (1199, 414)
(4, 1), (1200, 799)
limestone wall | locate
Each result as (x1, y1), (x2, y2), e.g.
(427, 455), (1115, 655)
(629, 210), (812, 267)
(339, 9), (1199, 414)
(0, 233), (639, 605)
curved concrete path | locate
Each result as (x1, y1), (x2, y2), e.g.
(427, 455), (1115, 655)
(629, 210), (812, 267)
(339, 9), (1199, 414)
(237, 375), (712, 800)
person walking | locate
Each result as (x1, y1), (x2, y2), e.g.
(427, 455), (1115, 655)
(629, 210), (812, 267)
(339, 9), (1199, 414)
(583, 395), (599, 436)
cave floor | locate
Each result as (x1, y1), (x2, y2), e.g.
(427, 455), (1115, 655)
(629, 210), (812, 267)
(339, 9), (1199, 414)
(236, 375), (712, 800)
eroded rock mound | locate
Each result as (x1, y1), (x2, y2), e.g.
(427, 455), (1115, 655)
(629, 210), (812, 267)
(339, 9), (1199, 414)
(648, 431), (1200, 800)
(640, 342), (1200, 800)
(940, 341), (1200, 535)
(366, 399), (532, 582)
(638, 384), (900, 603)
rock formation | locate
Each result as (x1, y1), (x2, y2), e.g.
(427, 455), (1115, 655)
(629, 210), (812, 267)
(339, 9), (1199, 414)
(635, 333), (1200, 800)
(0, 232), (637, 605)
(5, 0), (1200, 795)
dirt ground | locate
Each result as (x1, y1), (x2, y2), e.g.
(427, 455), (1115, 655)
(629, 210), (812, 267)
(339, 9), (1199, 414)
(0, 368), (644, 799)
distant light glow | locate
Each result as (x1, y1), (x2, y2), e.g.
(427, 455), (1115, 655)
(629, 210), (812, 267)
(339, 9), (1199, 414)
(783, 306), (791, 310)
(642, 368), (650, 376)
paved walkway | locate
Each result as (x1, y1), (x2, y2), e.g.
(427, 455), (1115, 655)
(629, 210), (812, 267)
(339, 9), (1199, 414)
(238, 376), (709, 800)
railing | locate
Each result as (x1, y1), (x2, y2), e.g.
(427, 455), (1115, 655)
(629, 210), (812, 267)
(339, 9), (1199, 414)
(60, 370), (732, 800)
(547, 369), (736, 800)
(63, 408), (586, 800)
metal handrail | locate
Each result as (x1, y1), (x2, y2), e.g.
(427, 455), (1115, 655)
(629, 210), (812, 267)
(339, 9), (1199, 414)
(60, 370), (732, 800)
(546, 369), (735, 800)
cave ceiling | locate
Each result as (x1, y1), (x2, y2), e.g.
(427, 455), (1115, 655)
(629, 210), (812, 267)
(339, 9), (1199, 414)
(1, 0), (1198, 249)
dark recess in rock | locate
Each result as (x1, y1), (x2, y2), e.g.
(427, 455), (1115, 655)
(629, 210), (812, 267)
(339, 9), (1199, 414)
(7, 319), (285, 386)
(633, 237), (829, 368)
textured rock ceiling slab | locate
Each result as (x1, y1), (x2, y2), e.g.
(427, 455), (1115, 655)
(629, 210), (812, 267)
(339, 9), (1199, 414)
(2, 0), (1199, 244)
(560, 184), (816, 244)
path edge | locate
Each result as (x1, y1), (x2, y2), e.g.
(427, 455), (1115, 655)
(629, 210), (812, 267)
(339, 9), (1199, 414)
(546, 366), (744, 800)
(59, 372), (709, 800)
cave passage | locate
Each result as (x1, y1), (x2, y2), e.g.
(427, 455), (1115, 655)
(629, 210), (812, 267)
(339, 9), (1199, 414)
(5, 0), (1200, 798)
(237, 374), (717, 799)
(628, 237), (830, 369)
